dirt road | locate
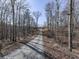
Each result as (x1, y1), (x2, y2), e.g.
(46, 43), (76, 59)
(3, 34), (45, 59)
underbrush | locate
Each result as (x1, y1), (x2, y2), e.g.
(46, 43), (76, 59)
(42, 30), (55, 38)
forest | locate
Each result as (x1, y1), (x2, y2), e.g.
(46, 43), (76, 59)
(0, 0), (79, 59)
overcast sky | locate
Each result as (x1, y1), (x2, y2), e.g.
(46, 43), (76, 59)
(27, 0), (67, 26)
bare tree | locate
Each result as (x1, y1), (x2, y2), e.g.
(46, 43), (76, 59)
(11, 0), (16, 41)
(69, 0), (74, 52)
(33, 11), (41, 28)
(45, 3), (53, 31)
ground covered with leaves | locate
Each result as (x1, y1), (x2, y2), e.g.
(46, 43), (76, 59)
(43, 36), (79, 59)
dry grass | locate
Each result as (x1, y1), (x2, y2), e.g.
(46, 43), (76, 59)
(43, 36), (79, 59)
